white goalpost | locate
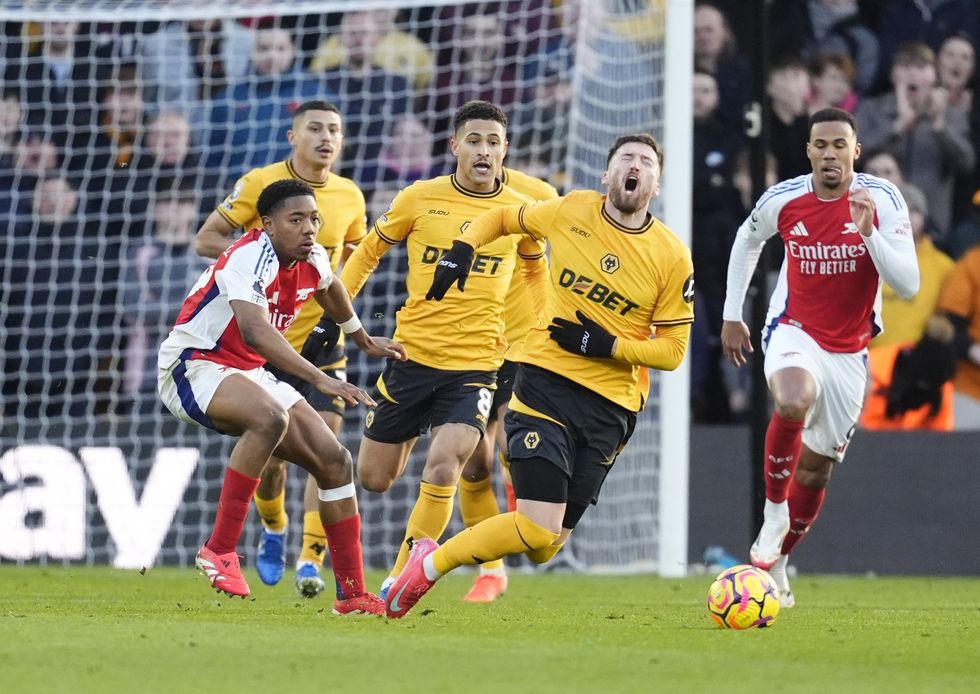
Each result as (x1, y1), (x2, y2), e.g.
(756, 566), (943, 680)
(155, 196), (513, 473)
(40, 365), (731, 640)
(0, 0), (693, 576)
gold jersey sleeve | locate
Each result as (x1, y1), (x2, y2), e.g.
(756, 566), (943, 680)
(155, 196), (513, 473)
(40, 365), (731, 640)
(215, 160), (367, 352)
(341, 174), (540, 371)
(463, 190), (694, 412)
(499, 168), (560, 359)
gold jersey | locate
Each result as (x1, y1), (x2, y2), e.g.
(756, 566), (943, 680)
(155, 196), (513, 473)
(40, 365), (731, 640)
(216, 159), (367, 352)
(500, 167), (560, 359)
(341, 174), (543, 371)
(461, 190), (694, 412)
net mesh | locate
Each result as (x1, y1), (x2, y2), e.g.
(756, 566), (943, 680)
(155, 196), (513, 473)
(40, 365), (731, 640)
(0, 0), (671, 572)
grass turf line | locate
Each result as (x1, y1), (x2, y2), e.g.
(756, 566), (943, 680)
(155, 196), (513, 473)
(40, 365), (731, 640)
(1, 567), (978, 693)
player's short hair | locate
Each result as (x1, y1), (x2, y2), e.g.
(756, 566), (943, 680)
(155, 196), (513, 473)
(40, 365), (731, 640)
(808, 107), (858, 138)
(452, 100), (507, 134)
(257, 179), (315, 218)
(292, 100), (341, 123)
(606, 134), (664, 169)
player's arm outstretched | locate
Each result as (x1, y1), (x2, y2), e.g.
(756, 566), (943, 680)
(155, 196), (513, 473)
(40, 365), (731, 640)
(313, 279), (408, 361)
(426, 203), (539, 300)
(230, 297), (375, 407)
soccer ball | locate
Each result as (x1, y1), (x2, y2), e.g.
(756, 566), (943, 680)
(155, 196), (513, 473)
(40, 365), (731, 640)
(707, 564), (780, 629)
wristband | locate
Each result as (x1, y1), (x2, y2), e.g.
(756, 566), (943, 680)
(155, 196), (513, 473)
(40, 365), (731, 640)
(338, 315), (362, 334)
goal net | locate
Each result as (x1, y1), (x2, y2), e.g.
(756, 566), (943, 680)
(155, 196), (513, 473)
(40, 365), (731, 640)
(0, 0), (690, 575)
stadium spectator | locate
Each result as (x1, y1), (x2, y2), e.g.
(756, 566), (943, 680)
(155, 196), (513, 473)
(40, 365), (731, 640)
(3, 20), (98, 151)
(424, 7), (521, 165)
(872, 183), (954, 349)
(769, 0), (880, 94)
(316, 11), (411, 185)
(125, 110), (219, 218)
(68, 62), (144, 176)
(859, 147), (904, 184)
(139, 17), (253, 121)
(875, 0), (980, 90)
(856, 42), (974, 237)
(863, 183), (956, 431)
(1, 176), (115, 418)
(157, 179), (405, 608)
(691, 69), (742, 422)
(509, 0), (577, 189)
(934, 245), (980, 428)
(207, 24), (326, 182)
(0, 89), (23, 220)
(936, 33), (978, 224)
(120, 180), (208, 408)
(807, 52), (859, 114)
(388, 132), (693, 619)
(357, 114), (438, 194)
(767, 55), (812, 181)
(694, 2), (750, 128)
(310, 9), (434, 90)
(721, 108), (919, 607)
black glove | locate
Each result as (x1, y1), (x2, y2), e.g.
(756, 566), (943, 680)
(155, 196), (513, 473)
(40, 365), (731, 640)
(886, 334), (956, 418)
(547, 310), (616, 357)
(425, 240), (475, 300)
(300, 314), (342, 364)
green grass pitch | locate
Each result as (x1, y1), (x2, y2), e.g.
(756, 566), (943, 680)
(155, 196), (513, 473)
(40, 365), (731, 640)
(1, 567), (978, 693)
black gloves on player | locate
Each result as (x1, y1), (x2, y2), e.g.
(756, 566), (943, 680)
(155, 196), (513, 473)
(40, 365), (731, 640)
(548, 310), (616, 358)
(886, 334), (957, 418)
(425, 240), (475, 300)
(300, 314), (342, 363)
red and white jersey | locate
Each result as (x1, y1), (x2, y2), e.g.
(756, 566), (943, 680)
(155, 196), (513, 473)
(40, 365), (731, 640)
(159, 229), (333, 370)
(724, 173), (919, 353)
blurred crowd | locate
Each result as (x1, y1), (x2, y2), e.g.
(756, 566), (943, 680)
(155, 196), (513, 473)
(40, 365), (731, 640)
(0, 1), (648, 419)
(692, 0), (980, 430)
(2, 0), (979, 432)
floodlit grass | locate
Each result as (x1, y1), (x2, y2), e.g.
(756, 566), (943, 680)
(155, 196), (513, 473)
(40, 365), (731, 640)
(1, 567), (978, 693)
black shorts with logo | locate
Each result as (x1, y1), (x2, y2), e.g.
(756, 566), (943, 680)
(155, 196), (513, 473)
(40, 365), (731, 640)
(363, 359), (498, 444)
(504, 363), (636, 508)
(267, 343), (347, 417)
(490, 359), (519, 418)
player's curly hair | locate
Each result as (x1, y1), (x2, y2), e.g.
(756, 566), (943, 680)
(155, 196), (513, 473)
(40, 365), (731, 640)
(257, 179), (315, 218)
(453, 100), (508, 133)
(606, 134), (664, 169)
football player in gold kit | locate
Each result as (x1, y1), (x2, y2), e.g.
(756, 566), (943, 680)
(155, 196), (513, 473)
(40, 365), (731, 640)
(385, 133), (694, 618)
(339, 101), (547, 600)
(456, 166), (558, 603)
(195, 100), (367, 597)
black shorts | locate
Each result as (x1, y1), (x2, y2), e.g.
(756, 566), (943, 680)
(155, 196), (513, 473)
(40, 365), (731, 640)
(504, 364), (636, 508)
(267, 343), (347, 417)
(490, 359), (519, 418)
(363, 359), (497, 444)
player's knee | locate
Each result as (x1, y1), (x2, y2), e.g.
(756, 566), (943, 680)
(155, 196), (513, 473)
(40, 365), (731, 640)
(315, 445), (352, 487)
(357, 461), (395, 493)
(422, 457), (461, 486)
(773, 396), (812, 422)
(526, 542), (563, 565)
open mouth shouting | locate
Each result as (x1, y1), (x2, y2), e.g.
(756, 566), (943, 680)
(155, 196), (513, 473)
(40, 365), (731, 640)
(473, 159), (493, 176)
(624, 173), (640, 192)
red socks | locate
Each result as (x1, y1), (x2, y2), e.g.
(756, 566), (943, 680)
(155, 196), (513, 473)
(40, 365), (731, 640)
(764, 412), (804, 503)
(206, 467), (260, 555)
(324, 514), (367, 599)
(781, 477), (826, 555)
